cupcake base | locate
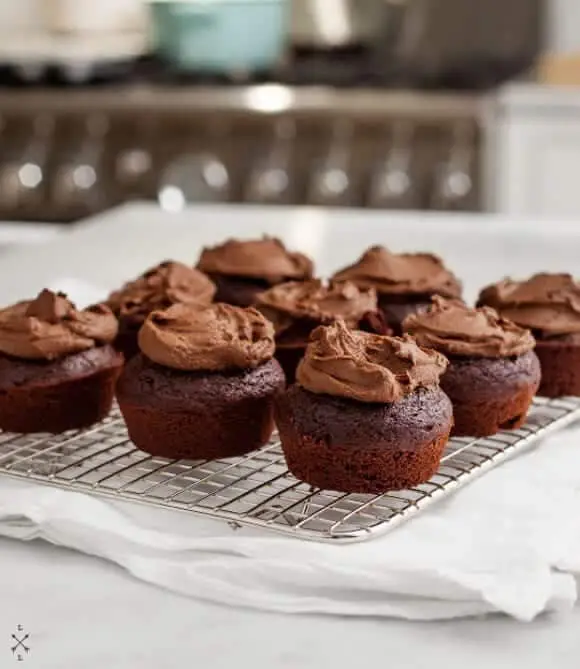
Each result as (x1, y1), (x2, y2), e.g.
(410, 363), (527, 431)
(378, 294), (432, 336)
(275, 344), (305, 385)
(208, 273), (271, 308)
(117, 355), (286, 460)
(275, 385), (453, 493)
(441, 351), (541, 437)
(0, 346), (123, 434)
(534, 336), (580, 397)
(113, 318), (142, 361)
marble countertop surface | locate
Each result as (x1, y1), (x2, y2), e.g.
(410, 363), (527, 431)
(2, 203), (580, 668)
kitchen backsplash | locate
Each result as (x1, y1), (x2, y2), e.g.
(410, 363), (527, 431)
(0, 1), (44, 31)
(1, 0), (577, 54)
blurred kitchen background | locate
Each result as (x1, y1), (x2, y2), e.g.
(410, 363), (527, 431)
(0, 0), (578, 225)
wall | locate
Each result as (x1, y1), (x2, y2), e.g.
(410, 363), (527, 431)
(0, 1), (148, 34)
(0, 1), (43, 31)
(0, 1), (578, 52)
(547, 0), (580, 53)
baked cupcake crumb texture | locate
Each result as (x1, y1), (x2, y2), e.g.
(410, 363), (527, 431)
(0, 289), (122, 433)
(276, 386), (452, 493)
(117, 302), (284, 460)
(404, 296), (540, 435)
(275, 320), (452, 493)
(478, 273), (580, 398)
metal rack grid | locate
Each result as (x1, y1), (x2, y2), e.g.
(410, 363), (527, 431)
(0, 396), (578, 544)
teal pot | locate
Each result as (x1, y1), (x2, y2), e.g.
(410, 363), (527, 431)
(149, 0), (288, 74)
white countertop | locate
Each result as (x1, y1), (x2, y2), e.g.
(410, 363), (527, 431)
(0, 220), (63, 248)
(3, 202), (580, 304)
(2, 203), (580, 668)
(2, 536), (580, 669)
(497, 82), (580, 114)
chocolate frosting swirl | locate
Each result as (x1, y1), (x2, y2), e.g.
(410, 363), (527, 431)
(196, 237), (314, 284)
(296, 320), (447, 403)
(403, 297), (535, 358)
(0, 289), (118, 360)
(138, 303), (275, 372)
(478, 273), (580, 336)
(256, 280), (377, 335)
(332, 245), (462, 298)
(107, 261), (216, 324)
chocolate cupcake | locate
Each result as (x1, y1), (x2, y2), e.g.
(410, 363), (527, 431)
(196, 237), (314, 307)
(117, 303), (285, 460)
(0, 289), (123, 434)
(478, 273), (580, 397)
(332, 245), (462, 335)
(275, 321), (452, 493)
(107, 260), (216, 360)
(404, 297), (541, 436)
(256, 279), (389, 383)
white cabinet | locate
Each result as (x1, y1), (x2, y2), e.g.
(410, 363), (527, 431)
(548, 0), (580, 54)
(487, 85), (580, 218)
(0, 1), (43, 32)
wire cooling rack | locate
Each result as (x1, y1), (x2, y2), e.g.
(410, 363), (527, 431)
(0, 396), (579, 544)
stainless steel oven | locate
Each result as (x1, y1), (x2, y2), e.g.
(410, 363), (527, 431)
(0, 85), (484, 222)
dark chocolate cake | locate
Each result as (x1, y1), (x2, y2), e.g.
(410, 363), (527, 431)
(404, 297), (540, 436)
(0, 289), (123, 433)
(117, 302), (285, 460)
(332, 245), (462, 335)
(275, 320), (453, 493)
(478, 273), (580, 397)
(256, 279), (389, 383)
(107, 260), (216, 359)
